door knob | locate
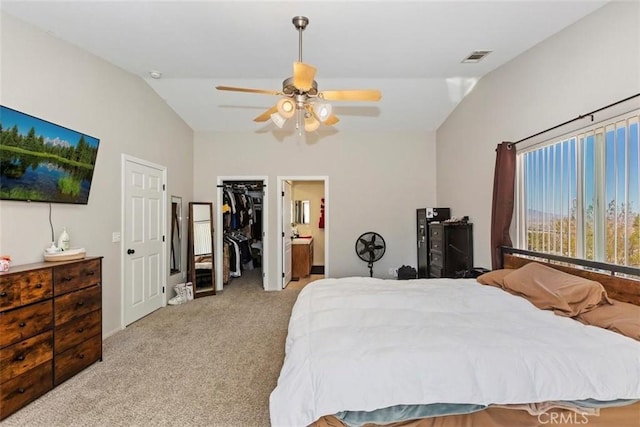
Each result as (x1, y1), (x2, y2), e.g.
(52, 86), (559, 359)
(127, 249), (135, 255)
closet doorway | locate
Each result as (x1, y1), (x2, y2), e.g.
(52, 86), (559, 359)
(215, 176), (268, 291)
(277, 176), (329, 290)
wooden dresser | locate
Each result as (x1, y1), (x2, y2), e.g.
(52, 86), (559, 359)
(428, 223), (473, 278)
(0, 257), (102, 420)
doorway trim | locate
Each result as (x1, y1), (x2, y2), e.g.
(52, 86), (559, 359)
(215, 175), (269, 291)
(277, 176), (329, 291)
(120, 154), (167, 329)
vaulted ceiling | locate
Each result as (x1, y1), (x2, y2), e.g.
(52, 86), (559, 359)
(1, 1), (607, 132)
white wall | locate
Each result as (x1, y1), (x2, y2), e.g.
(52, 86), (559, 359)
(0, 13), (194, 336)
(436, 1), (640, 268)
(194, 130), (437, 285)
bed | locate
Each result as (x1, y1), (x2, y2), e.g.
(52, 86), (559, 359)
(269, 249), (640, 427)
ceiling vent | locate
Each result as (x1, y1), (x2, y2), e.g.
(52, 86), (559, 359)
(462, 50), (492, 63)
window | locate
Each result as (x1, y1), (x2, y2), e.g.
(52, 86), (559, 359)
(516, 110), (640, 268)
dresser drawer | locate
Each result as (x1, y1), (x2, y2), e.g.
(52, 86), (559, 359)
(0, 331), (53, 383)
(430, 252), (443, 268)
(54, 259), (101, 296)
(0, 270), (52, 313)
(0, 300), (53, 349)
(429, 225), (443, 242)
(55, 310), (101, 355)
(54, 285), (101, 326)
(0, 361), (52, 420)
(54, 334), (101, 385)
(430, 238), (444, 253)
(0, 280), (20, 313)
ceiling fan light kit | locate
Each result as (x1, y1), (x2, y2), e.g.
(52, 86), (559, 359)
(276, 98), (296, 119)
(270, 112), (287, 128)
(216, 16), (381, 134)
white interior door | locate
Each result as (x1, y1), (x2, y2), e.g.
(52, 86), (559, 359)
(283, 180), (292, 287)
(123, 157), (165, 326)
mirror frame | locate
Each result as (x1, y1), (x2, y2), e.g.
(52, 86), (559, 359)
(170, 196), (182, 275)
(188, 202), (215, 297)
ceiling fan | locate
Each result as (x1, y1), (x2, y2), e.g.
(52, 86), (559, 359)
(216, 16), (382, 132)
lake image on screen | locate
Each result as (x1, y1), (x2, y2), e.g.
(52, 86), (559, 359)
(0, 106), (99, 204)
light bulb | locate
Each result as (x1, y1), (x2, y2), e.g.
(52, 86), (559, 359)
(277, 98), (296, 119)
(314, 103), (332, 122)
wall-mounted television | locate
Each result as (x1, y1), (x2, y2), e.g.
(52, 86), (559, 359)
(0, 106), (100, 204)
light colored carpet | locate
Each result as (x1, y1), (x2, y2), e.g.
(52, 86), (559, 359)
(2, 270), (301, 427)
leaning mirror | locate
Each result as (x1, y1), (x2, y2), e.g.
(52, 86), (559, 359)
(170, 196), (182, 275)
(188, 202), (215, 297)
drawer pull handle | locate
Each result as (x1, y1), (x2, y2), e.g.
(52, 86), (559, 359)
(78, 353), (85, 359)
(63, 276), (74, 282)
(77, 327), (84, 333)
(0, 291), (7, 297)
(35, 283), (43, 289)
(19, 322), (26, 327)
(77, 300), (85, 306)
(86, 270), (95, 276)
(16, 354), (25, 361)
(17, 388), (25, 394)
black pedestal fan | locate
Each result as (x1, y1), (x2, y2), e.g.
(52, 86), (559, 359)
(355, 232), (386, 277)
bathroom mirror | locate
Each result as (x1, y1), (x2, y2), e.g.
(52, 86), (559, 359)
(188, 202), (215, 297)
(170, 196), (182, 275)
(292, 200), (310, 225)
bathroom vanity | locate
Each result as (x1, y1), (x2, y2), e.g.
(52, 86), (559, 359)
(291, 238), (314, 280)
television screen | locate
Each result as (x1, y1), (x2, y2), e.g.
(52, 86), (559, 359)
(0, 106), (100, 204)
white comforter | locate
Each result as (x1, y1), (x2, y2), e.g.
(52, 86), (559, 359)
(269, 277), (640, 427)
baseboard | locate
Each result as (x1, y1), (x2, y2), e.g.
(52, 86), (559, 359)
(310, 265), (324, 275)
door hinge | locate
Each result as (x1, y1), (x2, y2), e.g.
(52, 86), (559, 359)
(282, 272), (285, 278)
(162, 286), (165, 293)
(162, 184), (166, 191)
(282, 232), (285, 237)
(162, 235), (165, 242)
(282, 191), (284, 197)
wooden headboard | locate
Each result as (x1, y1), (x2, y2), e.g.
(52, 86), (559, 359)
(502, 248), (640, 306)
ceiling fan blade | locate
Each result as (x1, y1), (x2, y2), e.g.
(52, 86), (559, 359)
(320, 90), (382, 102)
(293, 62), (317, 91)
(253, 105), (278, 122)
(216, 86), (281, 96)
(323, 114), (340, 126)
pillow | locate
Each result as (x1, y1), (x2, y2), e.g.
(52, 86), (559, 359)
(502, 262), (611, 317)
(577, 299), (640, 341)
(476, 269), (515, 288)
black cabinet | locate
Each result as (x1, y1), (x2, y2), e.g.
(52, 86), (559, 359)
(428, 222), (473, 278)
(416, 208), (450, 278)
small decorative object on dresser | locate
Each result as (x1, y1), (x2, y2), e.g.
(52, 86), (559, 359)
(0, 257), (102, 420)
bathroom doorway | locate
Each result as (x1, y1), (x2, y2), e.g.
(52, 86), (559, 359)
(277, 176), (328, 290)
